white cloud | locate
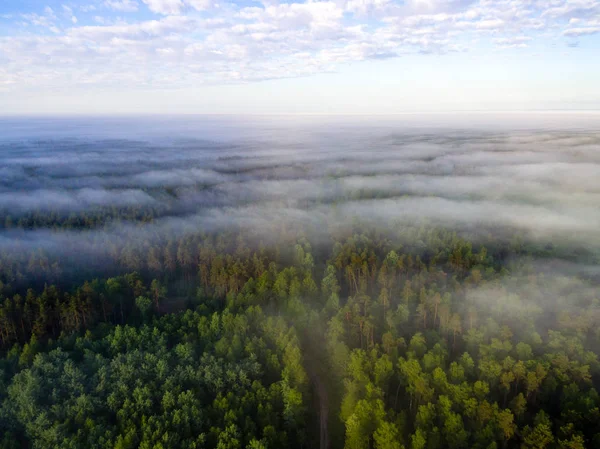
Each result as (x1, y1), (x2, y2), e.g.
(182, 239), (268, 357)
(69, 15), (196, 39)
(21, 6), (58, 29)
(142, 0), (184, 15)
(79, 5), (98, 12)
(345, 0), (392, 16)
(44, 6), (56, 18)
(105, 0), (140, 12)
(187, 0), (212, 11)
(1, 0), (600, 93)
(475, 18), (504, 30)
(238, 2), (344, 30)
(21, 13), (54, 28)
(563, 26), (600, 36)
(542, 0), (600, 19)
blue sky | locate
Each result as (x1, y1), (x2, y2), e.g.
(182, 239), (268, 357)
(1, 0), (599, 114)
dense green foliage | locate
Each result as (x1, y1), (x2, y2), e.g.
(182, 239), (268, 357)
(1, 223), (599, 449)
(0, 307), (309, 449)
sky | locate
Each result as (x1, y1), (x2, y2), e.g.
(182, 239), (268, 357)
(1, 0), (600, 114)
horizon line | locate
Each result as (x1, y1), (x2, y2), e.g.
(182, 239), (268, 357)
(1, 109), (600, 118)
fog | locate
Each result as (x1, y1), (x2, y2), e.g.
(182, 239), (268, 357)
(0, 114), (599, 279)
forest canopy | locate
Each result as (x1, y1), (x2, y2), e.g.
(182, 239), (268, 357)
(0, 118), (599, 449)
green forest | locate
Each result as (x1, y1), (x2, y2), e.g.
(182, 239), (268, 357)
(1, 210), (599, 449)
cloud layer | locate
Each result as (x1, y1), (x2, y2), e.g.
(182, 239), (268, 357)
(0, 0), (599, 90)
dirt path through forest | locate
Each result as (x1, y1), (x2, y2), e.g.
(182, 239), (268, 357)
(302, 329), (331, 449)
(306, 359), (329, 449)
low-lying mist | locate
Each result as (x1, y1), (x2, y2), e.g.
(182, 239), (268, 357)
(0, 115), (599, 284)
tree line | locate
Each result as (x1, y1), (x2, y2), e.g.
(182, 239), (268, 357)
(0, 222), (599, 448)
